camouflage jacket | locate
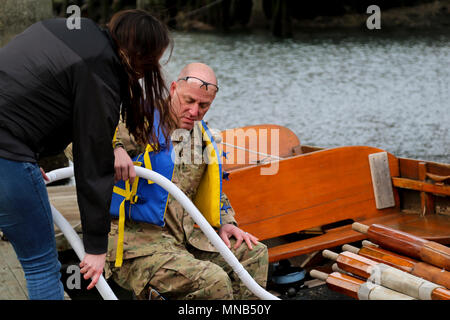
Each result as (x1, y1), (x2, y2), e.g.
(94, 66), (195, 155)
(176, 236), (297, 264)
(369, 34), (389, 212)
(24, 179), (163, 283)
(105, 121), (237, 263)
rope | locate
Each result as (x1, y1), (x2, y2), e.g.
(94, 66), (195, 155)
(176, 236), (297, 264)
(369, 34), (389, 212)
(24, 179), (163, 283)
(220, 142), (283, 161)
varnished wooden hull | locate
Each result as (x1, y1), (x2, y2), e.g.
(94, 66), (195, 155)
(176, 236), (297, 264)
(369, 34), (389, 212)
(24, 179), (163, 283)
(220, 125), (450, 222)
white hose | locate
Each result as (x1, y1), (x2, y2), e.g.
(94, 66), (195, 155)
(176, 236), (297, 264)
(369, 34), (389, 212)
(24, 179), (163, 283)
(46, 166), (279, 300)
(134, 166), (279, 300)
(45, 167), (74, 183)
(51, 205), (118, 300)
(46, 167), (118, 300)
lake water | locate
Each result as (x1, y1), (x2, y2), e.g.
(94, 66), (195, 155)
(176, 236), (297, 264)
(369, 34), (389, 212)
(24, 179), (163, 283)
(162, 29), (450, 163)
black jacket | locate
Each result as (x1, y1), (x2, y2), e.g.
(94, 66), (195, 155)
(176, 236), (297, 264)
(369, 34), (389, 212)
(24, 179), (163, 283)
(0, 18), (127, 254)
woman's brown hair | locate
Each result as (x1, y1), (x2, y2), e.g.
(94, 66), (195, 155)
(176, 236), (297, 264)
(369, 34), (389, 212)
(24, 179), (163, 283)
(108, 9), (176, 149)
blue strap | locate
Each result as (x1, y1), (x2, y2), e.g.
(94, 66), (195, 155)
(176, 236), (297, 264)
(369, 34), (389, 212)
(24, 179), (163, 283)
(220, 203), (232, 213)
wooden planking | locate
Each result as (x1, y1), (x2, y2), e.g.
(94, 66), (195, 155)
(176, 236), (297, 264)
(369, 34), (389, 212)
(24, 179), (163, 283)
(0, 241), (72, 300)
(268, 227), (366, 263)
(300, 145), (324, 154)
(418, 162), (435, 215)
(369, 152), (396, 209)
(386, 214), (450, 243)
(224, 146), (400, 241)
(0, 268), (27, 300)
(399, 158), (421, 180)
(243, 196), (399, 242)
(0, 240), (28, 300)
(392, 177), (450, 196)
(398, 157), (450, 180)
(427, 161), (450, 176)
(47, 185), (80, 233)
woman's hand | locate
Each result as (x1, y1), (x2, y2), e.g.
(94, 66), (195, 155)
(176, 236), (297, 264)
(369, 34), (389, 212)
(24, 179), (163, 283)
(218, 224), (259, 250)
(79, 253), (107, 290)
(114, 147), (136, 184)
(40, 167), (50, 182)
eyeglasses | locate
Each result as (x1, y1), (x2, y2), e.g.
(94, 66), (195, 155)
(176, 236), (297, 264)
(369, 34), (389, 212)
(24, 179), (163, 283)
(177, 76), (219, 93)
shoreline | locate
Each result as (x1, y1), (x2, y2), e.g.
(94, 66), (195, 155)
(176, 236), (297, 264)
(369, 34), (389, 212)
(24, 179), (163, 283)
(175, 1), (450, 33)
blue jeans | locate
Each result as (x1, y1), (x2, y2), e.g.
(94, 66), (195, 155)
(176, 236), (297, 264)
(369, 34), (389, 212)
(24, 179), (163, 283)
(0, 157), (64, 300)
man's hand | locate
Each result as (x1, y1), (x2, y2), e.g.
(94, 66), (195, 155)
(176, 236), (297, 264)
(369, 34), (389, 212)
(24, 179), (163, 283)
(79, 253), (107, 290)
(114, 147), (136, 184)
(218, 224), (259, 250)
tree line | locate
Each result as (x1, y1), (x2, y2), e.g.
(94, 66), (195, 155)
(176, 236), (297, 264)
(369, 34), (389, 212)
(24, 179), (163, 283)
(53, 0), (438, 37)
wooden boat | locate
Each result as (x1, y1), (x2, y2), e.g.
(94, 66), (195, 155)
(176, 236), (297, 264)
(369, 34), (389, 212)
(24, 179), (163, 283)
(220, 124), (450, 266)
(1, 124), (449, 300)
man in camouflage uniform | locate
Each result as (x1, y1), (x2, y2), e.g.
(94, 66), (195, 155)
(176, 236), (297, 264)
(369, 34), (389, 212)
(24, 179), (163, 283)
(104, 63), (268, 300)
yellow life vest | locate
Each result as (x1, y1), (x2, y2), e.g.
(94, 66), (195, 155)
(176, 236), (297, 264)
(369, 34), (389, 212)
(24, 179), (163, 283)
(109, 120), (224, 267)
(193, 120), (223, 228)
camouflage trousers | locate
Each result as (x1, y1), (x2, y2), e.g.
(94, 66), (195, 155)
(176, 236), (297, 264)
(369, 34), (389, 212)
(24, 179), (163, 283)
(108, 239), (268, 300)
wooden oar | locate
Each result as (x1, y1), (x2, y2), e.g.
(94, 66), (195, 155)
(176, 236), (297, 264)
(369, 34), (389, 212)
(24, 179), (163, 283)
(323, 249), (450, 300)
(352, 222), (450, 270)
(343, 243), (450, 289)
(310, 270), (414, 300)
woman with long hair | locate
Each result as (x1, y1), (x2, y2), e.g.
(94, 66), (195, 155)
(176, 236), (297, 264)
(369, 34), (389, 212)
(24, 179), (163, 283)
(0, 9), (176, 299)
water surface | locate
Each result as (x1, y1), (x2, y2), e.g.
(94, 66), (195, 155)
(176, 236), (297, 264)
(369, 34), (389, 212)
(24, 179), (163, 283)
(163, 29), (450, 163)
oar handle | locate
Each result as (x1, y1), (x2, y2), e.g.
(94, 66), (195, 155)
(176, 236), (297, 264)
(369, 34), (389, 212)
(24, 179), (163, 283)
(352, 222), (369, 234)
(310, 270), (328, 281)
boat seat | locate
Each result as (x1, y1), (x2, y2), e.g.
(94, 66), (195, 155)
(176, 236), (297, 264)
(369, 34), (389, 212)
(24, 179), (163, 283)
(223, 146), (450, 263)
(267, 213), (450, 263)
